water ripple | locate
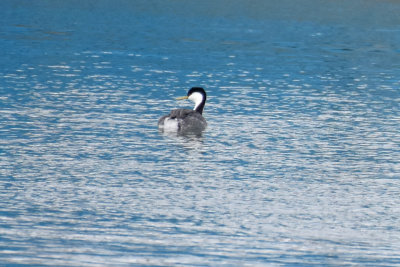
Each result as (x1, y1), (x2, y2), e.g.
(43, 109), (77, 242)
(1, 0), (400, 265)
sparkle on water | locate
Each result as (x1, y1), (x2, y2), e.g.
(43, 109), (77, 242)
(1, 0), (400, 266)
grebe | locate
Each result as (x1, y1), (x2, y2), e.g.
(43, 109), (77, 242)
(158, 87), (207, 133)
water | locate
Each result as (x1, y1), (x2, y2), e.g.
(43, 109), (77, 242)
(1, 0), (400, 266)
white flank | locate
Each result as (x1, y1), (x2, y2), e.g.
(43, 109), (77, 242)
(162, 118), (179, 132)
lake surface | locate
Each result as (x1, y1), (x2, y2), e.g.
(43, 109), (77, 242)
(1, 0), (400, 266)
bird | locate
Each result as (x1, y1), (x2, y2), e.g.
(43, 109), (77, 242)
(158, 87), (207, 134)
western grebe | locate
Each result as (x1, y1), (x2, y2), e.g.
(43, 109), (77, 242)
(158, 87), (207, 133)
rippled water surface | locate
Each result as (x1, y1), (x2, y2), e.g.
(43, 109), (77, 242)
(1, 1), (400, 266)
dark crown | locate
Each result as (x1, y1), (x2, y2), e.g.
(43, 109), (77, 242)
(187, 87), (206, 97)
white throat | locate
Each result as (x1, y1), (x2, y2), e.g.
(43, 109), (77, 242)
(188, 92), (203, 111)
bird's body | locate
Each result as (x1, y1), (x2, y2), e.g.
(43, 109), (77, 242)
(158, 87), (207, 134)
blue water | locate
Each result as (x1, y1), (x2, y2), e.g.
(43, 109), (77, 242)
(1, 0), (400, 266)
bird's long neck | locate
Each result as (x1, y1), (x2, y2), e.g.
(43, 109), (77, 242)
(194, 100), (205, 114)
(189, 92), (206, 115)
